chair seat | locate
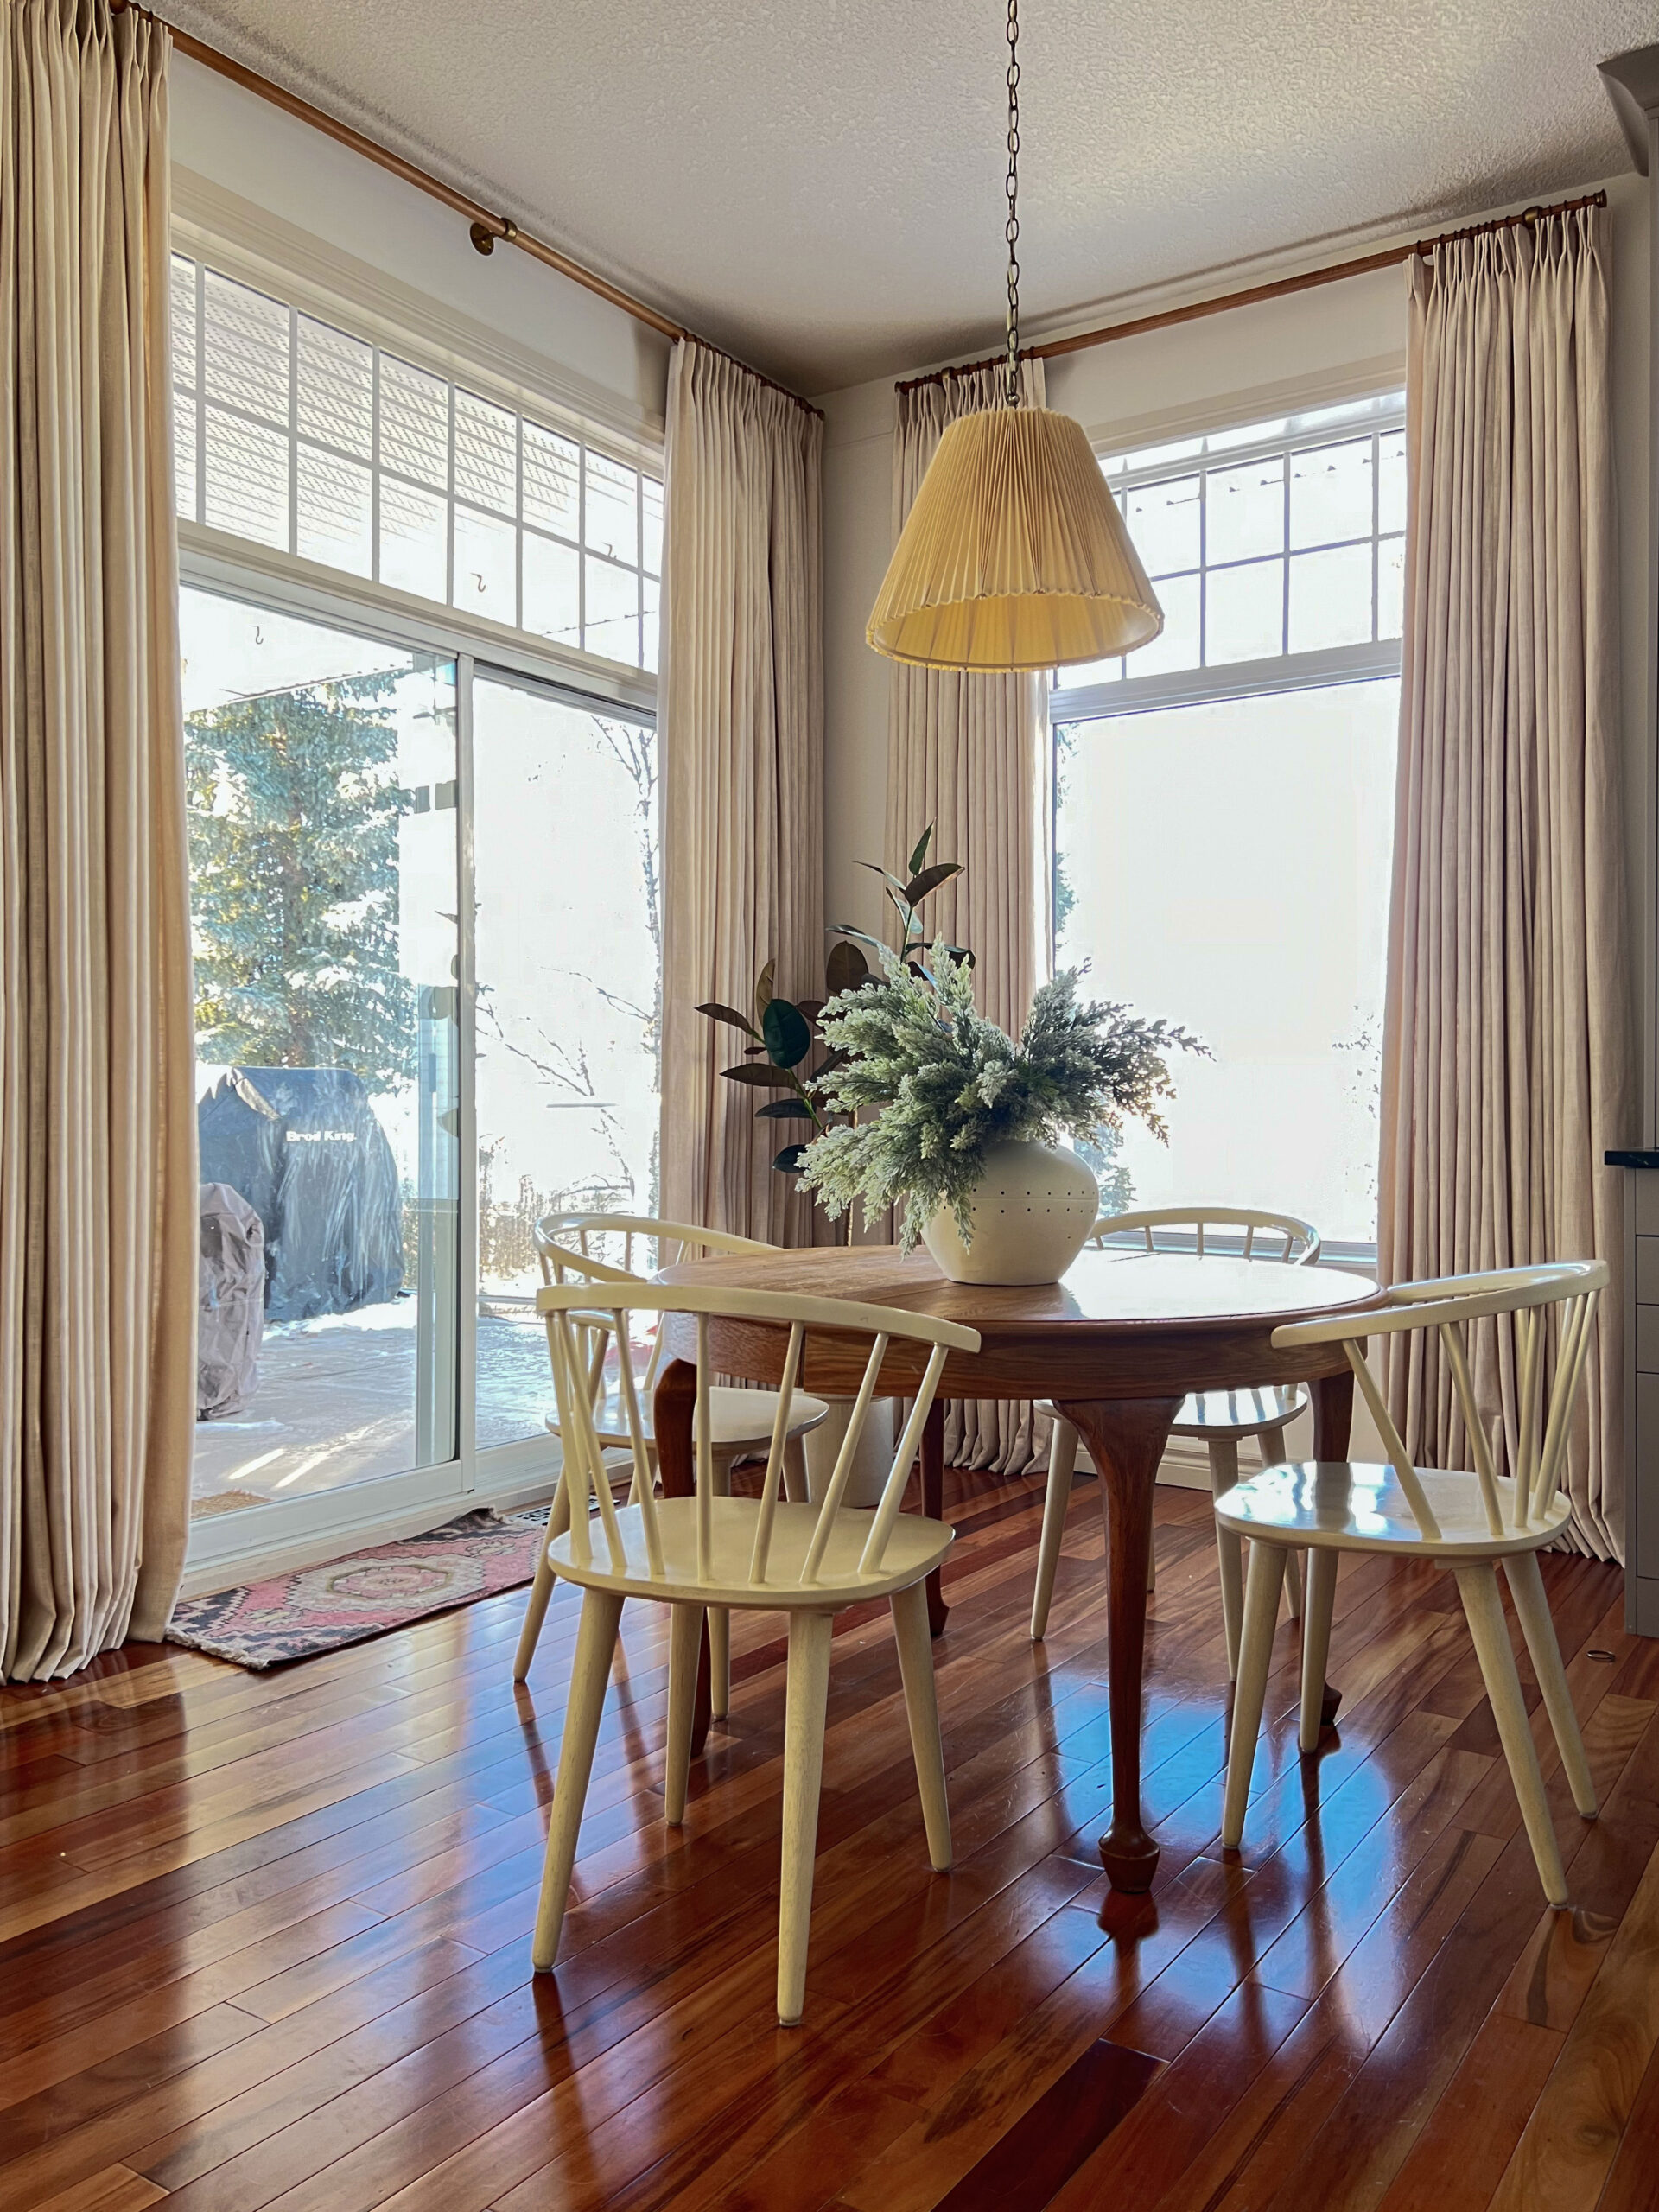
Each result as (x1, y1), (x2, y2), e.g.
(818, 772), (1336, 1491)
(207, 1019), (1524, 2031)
(547, 1495), (953, 1608)
(1215, 1461), (1573, 1559)
(1171, 1382), (1308, 1440)
(549, 1383), (830, 1452)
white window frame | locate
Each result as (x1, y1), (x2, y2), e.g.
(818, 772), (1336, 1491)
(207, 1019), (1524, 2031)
(1049, 391), (1407, 1273)
(176, 226), (662, 1589)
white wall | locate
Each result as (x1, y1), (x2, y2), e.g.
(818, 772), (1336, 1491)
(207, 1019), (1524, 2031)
(169, 53), (671, 439)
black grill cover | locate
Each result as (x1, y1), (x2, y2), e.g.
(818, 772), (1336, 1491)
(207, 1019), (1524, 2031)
(197, 1068), (405, 1323)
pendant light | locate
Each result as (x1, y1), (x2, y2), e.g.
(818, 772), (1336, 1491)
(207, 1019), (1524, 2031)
(867, 0), (1164, 672)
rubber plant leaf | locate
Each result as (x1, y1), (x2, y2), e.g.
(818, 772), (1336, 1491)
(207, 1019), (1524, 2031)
(824, 940), (870, 996)
(696, 1001), (760, 1039)
(721, 1062), (793, 1088)
(755, 1097), (816, 1119)
(761, 996), (812, 1069)
(828, 925), (887, 956)
(772, 1144), (807, 1173)
(754, 959), (775, 1020)
(860, 861), (913, 902)
(902, 861), (961, 905)
(907, 823), (933, 878)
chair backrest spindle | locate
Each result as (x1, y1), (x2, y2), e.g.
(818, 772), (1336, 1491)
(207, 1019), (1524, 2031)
(1515, 1304), (1541, 1523)
(695, 1313), (714, 1580)
(801, 1333), (890, 1586)
(1439, 1320), (1503, 1536)
(611, 1308), (664, 1575)
(748, 1323), (806, 1585)
(1535, 1290), (1599, 1520)
(1343, 1338), (1445, 1540)
(546, 1312), (594, 1570)
(859, 1344), (951, 1575)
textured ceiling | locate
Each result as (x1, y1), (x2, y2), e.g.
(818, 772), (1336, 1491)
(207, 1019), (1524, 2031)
(165, 0), (1650, 392)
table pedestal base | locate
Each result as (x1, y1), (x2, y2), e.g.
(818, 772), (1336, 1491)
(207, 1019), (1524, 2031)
(1056, 1395), (1183, 1897)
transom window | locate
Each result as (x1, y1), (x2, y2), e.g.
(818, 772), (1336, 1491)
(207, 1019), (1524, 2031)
(170, 256), (662, 672)
(1058, 391), (1405, 707)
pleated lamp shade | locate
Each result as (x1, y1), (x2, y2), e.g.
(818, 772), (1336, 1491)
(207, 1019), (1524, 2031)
(868, 405), (1164, 671)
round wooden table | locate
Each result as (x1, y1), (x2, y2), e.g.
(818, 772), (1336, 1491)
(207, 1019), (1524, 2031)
(653, 1242), (1382, 1893)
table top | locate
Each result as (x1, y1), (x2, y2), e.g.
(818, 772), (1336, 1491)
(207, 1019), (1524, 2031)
(655, 1243), (1382, 1400)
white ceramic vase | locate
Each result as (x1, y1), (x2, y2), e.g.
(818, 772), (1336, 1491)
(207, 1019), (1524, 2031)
(920, 1139), (1099, 1286)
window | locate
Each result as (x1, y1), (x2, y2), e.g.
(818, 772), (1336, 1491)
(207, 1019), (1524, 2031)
(1052, 394), (1405, 1255)
(171, 255), (663, 671)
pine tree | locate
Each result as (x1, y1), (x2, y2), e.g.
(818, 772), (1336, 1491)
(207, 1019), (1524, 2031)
(187, 671), (414, 1092)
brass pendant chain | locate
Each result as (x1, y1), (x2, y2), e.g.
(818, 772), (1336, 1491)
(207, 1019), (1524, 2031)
(1004, 0), (1021, 408)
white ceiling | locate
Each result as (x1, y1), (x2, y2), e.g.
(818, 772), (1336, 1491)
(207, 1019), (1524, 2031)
(166, 0), (1652, 393)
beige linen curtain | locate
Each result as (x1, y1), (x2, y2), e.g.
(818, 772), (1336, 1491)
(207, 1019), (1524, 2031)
(0, 0), (196, 1677)
(1379, 205), (1633, 1558)
(658, 339), (825, 1246)
(888, 364), (1049, 1471)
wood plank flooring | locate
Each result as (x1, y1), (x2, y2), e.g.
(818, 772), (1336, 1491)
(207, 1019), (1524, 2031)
(1, 1469), (1654, 2212)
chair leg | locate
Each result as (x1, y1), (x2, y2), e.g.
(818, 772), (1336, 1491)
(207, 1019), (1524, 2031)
(1031, 1417), (1078, 1640)
(708, 1451), (734, 1719)
(1256, 1424), (1303, 1618)
(1504, 1550), (1598, 1820)
(783, 1433), (810, 1503)
(531, 1586), (624, 1971)
(1207, 1436), (1245, 1678)
(664, 1600), (704, 1827)
(512, 1484), (572, 1683)
(1455, 1564), (1569, 1907)
(777, 1611), (835, 2026)
(1221, 1540), (1287, 1849)
(1298, 1548), (1339, 1752)
(891, 1581), (951, 1869)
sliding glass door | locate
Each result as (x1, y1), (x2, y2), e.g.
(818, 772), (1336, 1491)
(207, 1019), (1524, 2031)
(184, 585), (461, 1528)
(181, 577), (657, 1558)
(472, 672), (660, 1448)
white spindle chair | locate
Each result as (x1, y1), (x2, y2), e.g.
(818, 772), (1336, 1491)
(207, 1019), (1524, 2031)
(530, 1280), (980, 2024)
(513, 1214), (830, 1691)
(1031, 1206), (1323, 1669)
(1218, 1259), (1607, 1906)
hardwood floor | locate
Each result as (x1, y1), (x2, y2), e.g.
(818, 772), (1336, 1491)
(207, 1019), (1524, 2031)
(1, 1468), (1655, 2212)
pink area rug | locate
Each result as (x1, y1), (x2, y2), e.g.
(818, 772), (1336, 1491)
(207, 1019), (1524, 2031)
(166, 1507), (549, 1669)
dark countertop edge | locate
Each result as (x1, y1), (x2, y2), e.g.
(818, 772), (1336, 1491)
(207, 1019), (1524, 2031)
(1606, 1150), (1659, 1169)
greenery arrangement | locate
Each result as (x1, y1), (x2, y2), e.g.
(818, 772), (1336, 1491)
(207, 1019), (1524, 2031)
(798, 945), (1205, 1249)
(696, 825), (967, 1178)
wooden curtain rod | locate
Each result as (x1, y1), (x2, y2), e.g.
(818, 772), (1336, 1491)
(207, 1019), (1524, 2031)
(109, 0), (825, 422)
(896, 189), (1610, 394)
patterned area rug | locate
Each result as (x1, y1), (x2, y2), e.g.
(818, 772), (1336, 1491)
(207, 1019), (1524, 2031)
(167, 1507), (550, 1669)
